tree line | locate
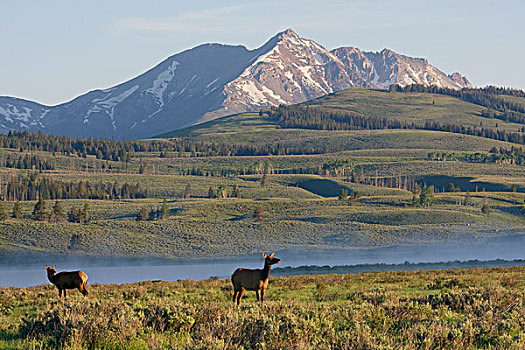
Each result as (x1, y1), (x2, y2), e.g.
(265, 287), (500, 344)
(0, 153), (55, 170)
(480, 108), (525, 125)
(428, 147), (525, 166)
(0, 198), (90, 223)
(267, 105), (406, 131)
(1, 172), (147, 201)
(268, 104), (525, 146)
(0, 130), (338, 159)
(391, 84), (525, 116)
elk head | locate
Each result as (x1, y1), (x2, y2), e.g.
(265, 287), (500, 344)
(45, 265), (57, 277)
(263, 252), (280, 265)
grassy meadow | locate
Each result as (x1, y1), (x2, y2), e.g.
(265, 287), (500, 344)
(0, 89), (525, 258)
(0, 88), (524, 258)
(0, 267), (523, 349)
(0, 183), (523, 257)
(0, 88), (525, 348)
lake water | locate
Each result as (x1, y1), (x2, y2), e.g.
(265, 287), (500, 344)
(1, 234), (524, 287)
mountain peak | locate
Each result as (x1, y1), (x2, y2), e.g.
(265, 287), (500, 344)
(449, 72), (473, 88)
(266, 28), (302, 45)
(280, 28), (298, 36)
(0, 29), (473, 139)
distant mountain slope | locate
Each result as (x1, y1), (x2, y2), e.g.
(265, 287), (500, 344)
(160, 88), (524, 141)
(0, 29), (472, 140)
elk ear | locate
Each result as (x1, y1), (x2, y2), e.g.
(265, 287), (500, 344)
(45, 266), (48, 269)
(51, 265), (56, 269)
(262, 252), (267, 258)
(269, 252), (275, 258)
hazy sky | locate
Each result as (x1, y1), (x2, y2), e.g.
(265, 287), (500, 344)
(1, 0), (523, 106)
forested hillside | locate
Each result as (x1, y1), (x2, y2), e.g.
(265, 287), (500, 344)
(0, 87), (524, 257)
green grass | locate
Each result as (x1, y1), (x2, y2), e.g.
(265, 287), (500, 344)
(0, 88), (524, 258)
(306, 89), (524, 132)
(157, 112), (279, 138)
(0, 186), (523, 258)
(1, 267), (524, 349)
(164, 88), (525, 144)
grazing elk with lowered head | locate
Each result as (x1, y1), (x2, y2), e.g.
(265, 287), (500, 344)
(45, 265), (89, 298)
(231, 252), (280, 306)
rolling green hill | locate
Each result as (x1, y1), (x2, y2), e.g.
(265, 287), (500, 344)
(0, 87), (524, 258)
(161, 88), (525, 140)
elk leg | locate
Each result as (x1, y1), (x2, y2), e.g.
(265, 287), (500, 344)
(237, 288), (245, 306)
(63, 289), (67, 299)
(78, 284), (88, 296)
(260, 288), (265, 304)
(256, 290), (260, 302)
(58, 289), (62, 298)
(233, 289), (238, 303)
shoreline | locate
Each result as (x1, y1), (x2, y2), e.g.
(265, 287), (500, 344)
(2, 258), (524, 288)
(272, 258), (525, 276)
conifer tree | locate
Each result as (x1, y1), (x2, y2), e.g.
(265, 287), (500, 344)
(68, 207), (82, 223)
(137, 206), (149, 221)
(183, 183), (191, 199)
(52, 201), (65, 222)
(12, 201), (22, 219)
(419, 186), (434, 207)
(412, 182), (422, 195)
(481, 196), (491, 215)
(464, 191), (472, 206)
(208, 187), (216, 199)
(253, 206), (266, 222)
(231, 185), (241, 198)
(349, 191), (361, 205)
(33, 198), (47, 221)
(411, 194), (419, 207)
(139, 162), (146, 174)
(82, 203), (90, 224)
(261, 174), (268, 187)
(217, 185), (228, 199)
(0, 201), (8, 221)
(148, 207), (157, 221)
(161, 199), (169, 220)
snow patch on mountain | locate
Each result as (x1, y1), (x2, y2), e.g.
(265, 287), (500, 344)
(240, 81), (264, 104)
(0, 28), (473, 139)
(206, 77), (220, 88)
(146, 60), (179, 108)
(0, 104), (33, 123)
(247, 46), (284, 75)
(85, 85), (139, 130)
(299, 66), (330, 93)
(180, 74), (197, 95)
(30, 109), (50, 127)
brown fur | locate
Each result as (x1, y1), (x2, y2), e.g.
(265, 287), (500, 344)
(45, 265), (88, 298)
(231, 252), (280, 306)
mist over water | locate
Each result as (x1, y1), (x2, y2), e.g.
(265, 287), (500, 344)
(1, 234), (524, 288)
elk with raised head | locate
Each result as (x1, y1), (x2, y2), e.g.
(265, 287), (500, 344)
(45, 265), (89, 298)
(231, 252), (280, 306)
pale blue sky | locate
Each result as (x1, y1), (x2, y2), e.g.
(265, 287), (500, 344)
(1, 0), (523, 105)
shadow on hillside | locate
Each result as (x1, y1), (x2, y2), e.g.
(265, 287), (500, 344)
(296, 179), (352, 197)
(419, 175), (524, 193)
(228, 214), (248, 222)
(107, 208), (182, 220)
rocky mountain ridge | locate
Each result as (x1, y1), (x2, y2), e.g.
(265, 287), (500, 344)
(0, 28), (472, 139)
